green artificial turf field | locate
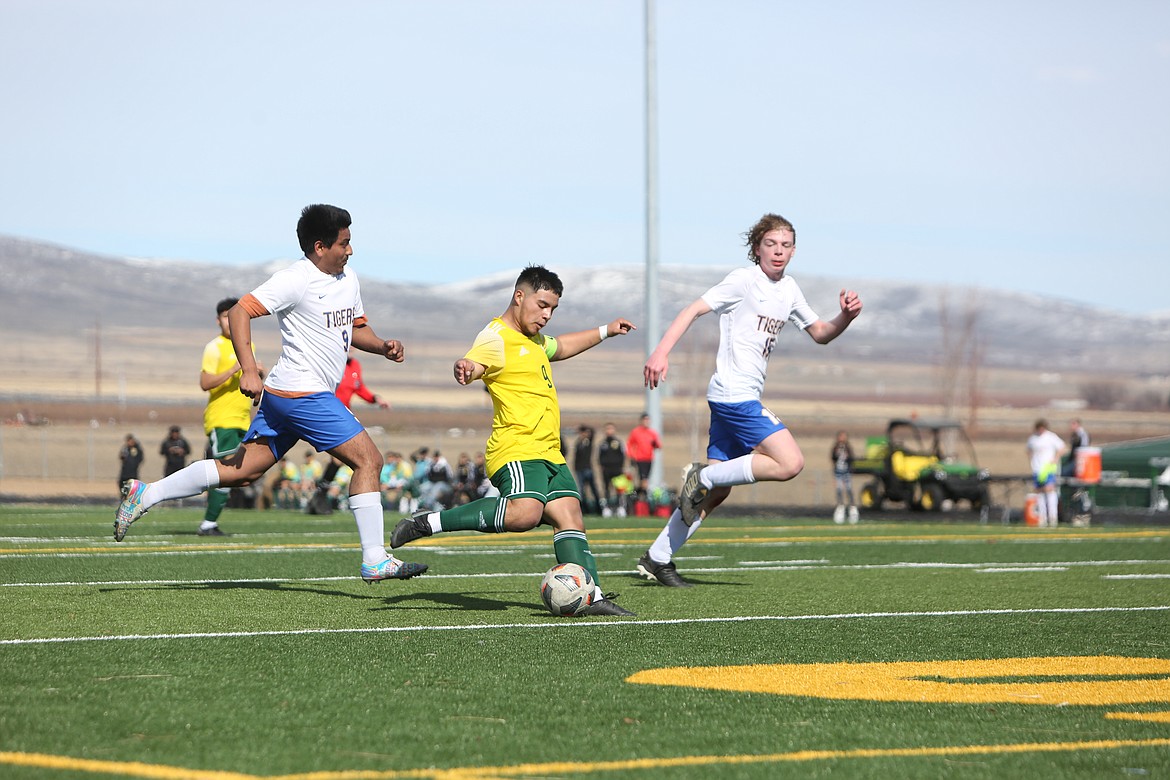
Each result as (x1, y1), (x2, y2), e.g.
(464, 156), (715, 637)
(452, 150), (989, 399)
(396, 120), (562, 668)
(1, 504), (1168, 779)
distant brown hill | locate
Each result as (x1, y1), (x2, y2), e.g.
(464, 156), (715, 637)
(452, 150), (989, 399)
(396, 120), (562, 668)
(4, 234), (1167, 373)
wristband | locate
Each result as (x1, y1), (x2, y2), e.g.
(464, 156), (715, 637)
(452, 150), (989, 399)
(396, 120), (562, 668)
(598, 325), (609, 341)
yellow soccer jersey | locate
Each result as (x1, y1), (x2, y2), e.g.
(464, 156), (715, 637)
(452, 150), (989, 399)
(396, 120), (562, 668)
(465, 318), (562, 476)
(202, 335), (254, 434)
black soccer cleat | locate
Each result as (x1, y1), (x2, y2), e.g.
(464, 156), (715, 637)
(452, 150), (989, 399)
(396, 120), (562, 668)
(636, 551), (692, 588)
(197, 526), (227, 537)
(580, 596), (636, 617)
(390, 510), (434, 549)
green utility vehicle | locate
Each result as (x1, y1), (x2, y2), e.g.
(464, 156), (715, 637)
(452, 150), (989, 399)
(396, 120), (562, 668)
(854, 418), (990, 512)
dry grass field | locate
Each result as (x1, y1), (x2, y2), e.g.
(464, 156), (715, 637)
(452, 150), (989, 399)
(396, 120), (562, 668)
(2, 325), (1168, 514)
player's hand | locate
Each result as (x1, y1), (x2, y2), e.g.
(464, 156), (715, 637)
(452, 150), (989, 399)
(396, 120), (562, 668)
(238, 367), (265, 406)
(382, 340), (405, 363)
(453, 359), (478, 385)
(644, 352), (669, 389)
(606, 318), (636, 338)
(839, 289), (862, 320)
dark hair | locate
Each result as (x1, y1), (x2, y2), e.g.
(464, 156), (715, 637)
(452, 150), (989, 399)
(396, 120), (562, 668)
(514, 264), (563, 297)
(216, 297), (239, 316)
(296, 204), (352, 255)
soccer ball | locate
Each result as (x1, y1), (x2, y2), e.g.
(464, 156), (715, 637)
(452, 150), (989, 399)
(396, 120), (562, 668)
(540, 562), (596, 616)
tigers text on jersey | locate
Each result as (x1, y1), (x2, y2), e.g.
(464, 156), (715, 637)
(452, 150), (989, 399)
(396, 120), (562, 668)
(464, 318), (562, 477)
(701, 265), (818, 403)
(201, 334), (255, 433)
(240, 257), (368, 395)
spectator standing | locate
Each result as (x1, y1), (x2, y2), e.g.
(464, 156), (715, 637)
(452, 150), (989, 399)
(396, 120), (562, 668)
(830, 430), (859, 525)
(1027, 419), (1067, 527)
(573, 425), (601, 515)
(1062, 418), (1091, 478)
(198, 296), (265, 535)
(118, 434), (144, 494)
(335, 352), (390, 410)
(597, 422), (626, 516)
(626, 413), (662, 502)
(160, 426), (191, 477)
(421, 450), (454, 510)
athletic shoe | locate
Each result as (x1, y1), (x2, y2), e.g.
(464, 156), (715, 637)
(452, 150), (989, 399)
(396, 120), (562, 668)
(679, 462), (709, 526)
(580, 597), (636, 617)
(360, 556), (428, 583)
(847, 506), (860, 525)
(390, 510), (434, 549)
(636, 551), (692, 587)
(197, 526), (227, 537)
(833, 505), (846, 525)
(114, 479), (148, 542)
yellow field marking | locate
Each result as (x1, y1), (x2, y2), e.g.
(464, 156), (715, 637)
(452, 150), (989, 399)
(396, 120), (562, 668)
(0, 751), (256, 779)
(5, 738), (1170, 779)
(1107, 710), (1170, 724)
(628, 656), (1170, 705)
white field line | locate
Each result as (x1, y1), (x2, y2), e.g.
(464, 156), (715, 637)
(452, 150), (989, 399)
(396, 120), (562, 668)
(3, 605), (1168, 647)
(3, 559), (1168, 589)
(976, 567), (1069, 573)
(1102, 573), (1170, 579)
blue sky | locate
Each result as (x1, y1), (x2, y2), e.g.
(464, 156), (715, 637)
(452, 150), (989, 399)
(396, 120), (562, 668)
(2, 0), (1168, 314)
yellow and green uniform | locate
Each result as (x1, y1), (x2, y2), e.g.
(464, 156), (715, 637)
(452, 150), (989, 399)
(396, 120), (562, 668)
(465, 317), (562, 478)
(426, 317), (598, 587)
(201, 334), (255, 523)
(202, 335), (254, 436)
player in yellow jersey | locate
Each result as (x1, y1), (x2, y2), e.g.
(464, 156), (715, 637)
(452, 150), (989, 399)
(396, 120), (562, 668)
(198, 297), (264, 535)
(391, 265), (638, 616)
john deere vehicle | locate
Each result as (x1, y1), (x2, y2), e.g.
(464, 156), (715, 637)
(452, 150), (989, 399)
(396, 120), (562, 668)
(854, 418), (990, 512)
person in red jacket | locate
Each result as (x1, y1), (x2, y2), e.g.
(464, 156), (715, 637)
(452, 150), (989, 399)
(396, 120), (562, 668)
(626, 413), (662, 502)
(335, 353), (390, 410)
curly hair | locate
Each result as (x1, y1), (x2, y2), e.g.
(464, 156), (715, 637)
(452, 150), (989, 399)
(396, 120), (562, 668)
(743, 213), (796, 264)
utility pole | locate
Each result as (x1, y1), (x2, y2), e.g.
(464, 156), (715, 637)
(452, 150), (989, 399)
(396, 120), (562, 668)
(643, 0), (663, 489)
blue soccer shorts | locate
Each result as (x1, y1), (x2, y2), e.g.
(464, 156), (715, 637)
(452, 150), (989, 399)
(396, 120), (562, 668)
(245, 391), (365, 461)
(706, 399), (787, 461)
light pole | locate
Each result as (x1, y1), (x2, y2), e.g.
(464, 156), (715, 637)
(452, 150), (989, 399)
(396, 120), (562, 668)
(643, 0), (663, 490)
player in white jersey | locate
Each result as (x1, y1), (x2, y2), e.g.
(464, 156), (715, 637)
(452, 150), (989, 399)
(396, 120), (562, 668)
(637, 213), (863, 587)
(1027, 419), (1067, 527)
(113, 204), (427, 583)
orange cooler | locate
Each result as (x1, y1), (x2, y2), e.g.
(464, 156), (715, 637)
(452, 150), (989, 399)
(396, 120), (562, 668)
(1024, 494), (1041, 526)
(1075, 447), (1102, 483)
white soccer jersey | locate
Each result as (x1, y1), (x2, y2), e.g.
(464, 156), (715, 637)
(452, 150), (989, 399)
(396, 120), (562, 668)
(246, 257), (366, 394)
(701, 266), (819, 403)
(1027, 430), (1066, 473)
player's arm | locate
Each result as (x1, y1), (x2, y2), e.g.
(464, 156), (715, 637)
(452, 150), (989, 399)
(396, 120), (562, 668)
(200, 363), (241, 392)
(228, 298), (268, 402)
(454, 358), (486, 386)
(805, 289), (862, 345)
(644, 298), (711, 389)
(350, 320), (404, 363)
(550, 318), (636, 362)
